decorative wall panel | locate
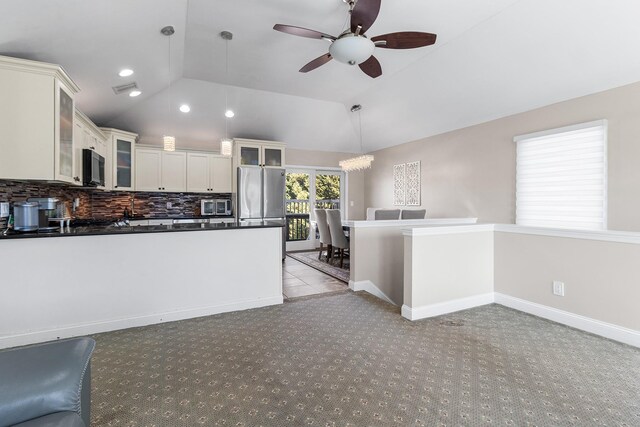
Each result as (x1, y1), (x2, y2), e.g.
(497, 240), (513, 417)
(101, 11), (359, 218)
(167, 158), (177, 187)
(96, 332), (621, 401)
(393, 164), (405, 206)
(405, 161), (421, 206)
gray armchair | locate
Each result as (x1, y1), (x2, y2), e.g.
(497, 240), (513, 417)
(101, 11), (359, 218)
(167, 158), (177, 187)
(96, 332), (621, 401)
(0, 337), (95, 427)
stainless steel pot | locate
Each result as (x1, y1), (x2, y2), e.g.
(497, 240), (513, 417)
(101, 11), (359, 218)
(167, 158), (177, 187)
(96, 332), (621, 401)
(13, 202), (39, 232)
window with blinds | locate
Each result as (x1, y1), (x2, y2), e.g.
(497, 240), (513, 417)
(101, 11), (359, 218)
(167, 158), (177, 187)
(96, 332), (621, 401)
(514, 120), (607, 230)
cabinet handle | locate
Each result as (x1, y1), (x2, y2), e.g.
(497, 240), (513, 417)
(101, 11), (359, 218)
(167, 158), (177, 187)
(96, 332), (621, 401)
(115, 185), (118, 188)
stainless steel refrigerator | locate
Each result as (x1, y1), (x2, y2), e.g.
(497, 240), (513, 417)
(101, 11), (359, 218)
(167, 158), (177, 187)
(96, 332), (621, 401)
(237, 167), (286, 259)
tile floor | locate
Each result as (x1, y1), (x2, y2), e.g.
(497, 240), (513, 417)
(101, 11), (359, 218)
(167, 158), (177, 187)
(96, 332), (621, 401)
(282, 256), (348, 299)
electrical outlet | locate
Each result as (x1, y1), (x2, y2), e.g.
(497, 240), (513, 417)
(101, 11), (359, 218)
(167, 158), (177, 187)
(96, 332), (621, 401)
(0, 202), (9, 218)
(552, 281), (565, 296)
(350, 201), (354, 207)
(166, 202), (172, 209)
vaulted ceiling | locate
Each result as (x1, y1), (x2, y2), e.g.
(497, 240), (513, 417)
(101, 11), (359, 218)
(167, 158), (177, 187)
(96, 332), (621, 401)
(2, 0), (640, 153)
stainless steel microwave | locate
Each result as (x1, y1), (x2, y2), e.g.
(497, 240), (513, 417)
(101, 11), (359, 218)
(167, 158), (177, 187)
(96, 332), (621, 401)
(201, 199), (232, 216)
(82, 149), (105, 187)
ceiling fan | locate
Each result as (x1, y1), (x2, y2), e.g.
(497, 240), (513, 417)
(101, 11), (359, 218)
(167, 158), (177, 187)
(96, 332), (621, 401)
(273, 0), (437, 78)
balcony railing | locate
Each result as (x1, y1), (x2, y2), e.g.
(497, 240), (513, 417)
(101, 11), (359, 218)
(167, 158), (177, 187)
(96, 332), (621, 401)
(285, 199), (340, 241)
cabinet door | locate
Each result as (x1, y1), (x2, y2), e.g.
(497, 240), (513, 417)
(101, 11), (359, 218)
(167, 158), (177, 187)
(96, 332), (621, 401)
(73, 120), (85, 186)
(96, 134), (107, 158)
(211, 156), (232, 193)
(114, 137), (134, 190)
(187, 153), (211, 193)
(262, 146), (284, 168)
(135, 149), (162, 191)
(55, 82), (76, 184)
(239, 144), (261, 166)
(161, 151), (187, 192)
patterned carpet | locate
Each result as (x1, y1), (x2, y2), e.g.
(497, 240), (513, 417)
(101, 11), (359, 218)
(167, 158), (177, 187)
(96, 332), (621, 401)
(287, 251), (350, 283)
(91, 292), (640, 426)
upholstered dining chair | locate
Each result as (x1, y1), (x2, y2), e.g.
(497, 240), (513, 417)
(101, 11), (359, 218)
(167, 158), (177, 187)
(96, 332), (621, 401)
(314, 209), (332, 261)
(374, 209), (401, 220)
(326, 209), (349, 268)
(401, 209), (427, 219)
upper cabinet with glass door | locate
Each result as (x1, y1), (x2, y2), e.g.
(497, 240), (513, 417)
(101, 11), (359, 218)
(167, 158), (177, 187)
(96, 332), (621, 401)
(234, 139), (285, 168)
(100, 128), (138, 191)
(0, 55), (80, 183)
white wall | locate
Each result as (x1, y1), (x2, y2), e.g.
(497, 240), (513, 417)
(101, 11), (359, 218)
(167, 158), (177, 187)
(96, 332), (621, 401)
(406, 231), (494, 307)
(365, 81), (640, 231)
(0, 228), (283, 349)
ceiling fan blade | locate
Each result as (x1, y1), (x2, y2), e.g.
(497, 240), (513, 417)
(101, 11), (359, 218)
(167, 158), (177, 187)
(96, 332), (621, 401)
(350, 0), (381, 35)
(299, 53), (333, 73)
(359, 55), (382, 78)
(371, 32), (437, 49)
(273, 24), (336, 41)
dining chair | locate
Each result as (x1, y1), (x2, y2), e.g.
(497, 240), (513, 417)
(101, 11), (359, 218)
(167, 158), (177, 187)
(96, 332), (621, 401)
(326, 209), (349, 268)
(401, 209), (426, 219)
(314, 209), (332, 261)
(374, 209), (401, 220)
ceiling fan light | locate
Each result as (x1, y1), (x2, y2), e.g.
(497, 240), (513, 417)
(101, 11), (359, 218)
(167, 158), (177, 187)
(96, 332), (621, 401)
(329, 34), (375, 65)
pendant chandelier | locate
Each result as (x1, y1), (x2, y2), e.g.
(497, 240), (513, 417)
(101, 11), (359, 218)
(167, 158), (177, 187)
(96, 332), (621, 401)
(220, 31), (234, 157)
(161, 25), (176, 151)
(340, 104), (374, 172)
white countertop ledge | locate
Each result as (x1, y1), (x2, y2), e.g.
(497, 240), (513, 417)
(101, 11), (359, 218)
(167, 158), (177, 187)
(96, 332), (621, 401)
(403, 223), (640, 245)
(343, 218), (478, 228)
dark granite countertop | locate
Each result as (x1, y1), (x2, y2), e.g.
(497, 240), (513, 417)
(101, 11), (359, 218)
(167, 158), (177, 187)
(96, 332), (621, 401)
(0, 221), (283, 240)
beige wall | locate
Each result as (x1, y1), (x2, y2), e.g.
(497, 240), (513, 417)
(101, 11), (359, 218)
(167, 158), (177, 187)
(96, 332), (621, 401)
(365, 81), (640, 231)
(286, 148), (365, 220)
(351, 226), (406, 305)
(494, 232), (640, 331)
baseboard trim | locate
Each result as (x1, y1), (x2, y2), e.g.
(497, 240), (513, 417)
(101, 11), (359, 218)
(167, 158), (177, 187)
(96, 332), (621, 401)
(494, 293), (640, 348)
(349, 280), (396, 305)
(0, 295), (284, 350)
(401, 293), (495, 321)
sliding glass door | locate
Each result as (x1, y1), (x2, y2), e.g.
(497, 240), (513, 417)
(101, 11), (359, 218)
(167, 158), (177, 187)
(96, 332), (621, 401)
(285, 168), (344, 251)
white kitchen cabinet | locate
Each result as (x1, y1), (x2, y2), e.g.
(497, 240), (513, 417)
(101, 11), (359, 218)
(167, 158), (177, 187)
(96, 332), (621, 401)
(211, 156), (232, 192)
(0, 55), (80, 183)
(234, 139), (285, 168)
(187, 152), (232, 193)
(148, 219), (173, 226)
(101, 128), (138, 191)
(135, 148), (162, 191)
(161, 151), (187, 192)
(210, 218), (236, 224)
(135, 147), (186, 192)
(74, 109), (107, 187)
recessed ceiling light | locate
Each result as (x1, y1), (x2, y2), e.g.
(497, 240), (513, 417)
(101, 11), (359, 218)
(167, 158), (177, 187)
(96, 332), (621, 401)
(179, 104), (191, 113)
(119, 69), (134, 77)
(129, 90), (142, 97)
(225, 109), (235, 118)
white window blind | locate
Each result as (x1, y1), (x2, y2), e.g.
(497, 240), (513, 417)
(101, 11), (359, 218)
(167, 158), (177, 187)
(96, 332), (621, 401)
(515, 120), (607, 230)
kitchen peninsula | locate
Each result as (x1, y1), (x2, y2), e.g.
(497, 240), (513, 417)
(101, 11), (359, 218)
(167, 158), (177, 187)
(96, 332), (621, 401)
(0, 222), (284, 349)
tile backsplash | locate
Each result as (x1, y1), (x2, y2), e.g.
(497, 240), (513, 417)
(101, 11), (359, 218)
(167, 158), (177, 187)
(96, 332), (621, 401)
(0, 180), (231, 227)
(90, 190), (232, 219)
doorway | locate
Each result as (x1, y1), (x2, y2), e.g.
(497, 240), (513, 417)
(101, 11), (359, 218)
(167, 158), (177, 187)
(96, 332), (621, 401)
(285, 168), (344, 252)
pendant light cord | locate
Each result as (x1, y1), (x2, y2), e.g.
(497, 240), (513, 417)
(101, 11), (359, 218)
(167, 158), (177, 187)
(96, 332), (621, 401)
(358, 110), (364, 154)
(168, 31), (172, 136)
(225, 37), (229, 140)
